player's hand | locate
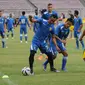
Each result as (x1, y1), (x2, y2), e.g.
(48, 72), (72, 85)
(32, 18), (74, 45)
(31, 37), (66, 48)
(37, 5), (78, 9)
(79, 37), (82, 41)
(61, 40), (66, 44)
(78, 29), (81, 32)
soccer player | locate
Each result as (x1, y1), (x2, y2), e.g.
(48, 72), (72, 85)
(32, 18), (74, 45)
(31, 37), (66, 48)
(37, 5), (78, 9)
(0, 10), (6, 48)
(42, 3), (58, 20)
(6, 14), (15, 39)
(28, 14), (60, 75)
(18, 11), (30, 43)
(74, 10), (84, 49)
(43, 18), (74, 71)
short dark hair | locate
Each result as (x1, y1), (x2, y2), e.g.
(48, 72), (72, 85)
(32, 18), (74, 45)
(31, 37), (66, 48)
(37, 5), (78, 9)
(48, 3), (52, 6)
(74, 10), (79, 15)
(40, 9), (47, 15)
(50, 14), (58, 19)
(66, 18), (74, 25)
(22, 11), (25, 15)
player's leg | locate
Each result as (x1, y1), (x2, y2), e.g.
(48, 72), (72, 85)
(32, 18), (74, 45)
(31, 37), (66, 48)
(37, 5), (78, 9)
(1, 31), (6, 48)
(20, 28), (23, 43)
(58, 43), (68, 71)
(78, 33), (85, 49)
(43, 45), (57, 71)
(29, 42), (38, 74)
(40, 43), (58, 72)
(61, 51), (68, 71)
(74, 31), (79, 49)
(24, 28), (28, 43)
(11, 28), (14, 38)
(7, 29), (10, 38)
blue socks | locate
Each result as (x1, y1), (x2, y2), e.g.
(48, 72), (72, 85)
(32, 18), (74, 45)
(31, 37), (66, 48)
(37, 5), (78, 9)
(62, 56), (68, 70)
(43, 60), (48, 66)
(80, 40), (85, 49)
(25, 34), (28, 41)
(76, 39), (79, 49)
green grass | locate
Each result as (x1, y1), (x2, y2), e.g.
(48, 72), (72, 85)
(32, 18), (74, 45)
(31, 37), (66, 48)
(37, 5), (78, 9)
(0, 26), (85, 85)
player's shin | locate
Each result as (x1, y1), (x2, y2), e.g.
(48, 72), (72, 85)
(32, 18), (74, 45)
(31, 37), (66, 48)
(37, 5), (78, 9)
(25, 34), (28, 41)
(62, 56), (68, 70)
(76, 38), (79, 49)
(29, 50), (36, 73)
(80, 40), (85, 49)
(20, 34), (23, 41)
(2, 38), (5, 48)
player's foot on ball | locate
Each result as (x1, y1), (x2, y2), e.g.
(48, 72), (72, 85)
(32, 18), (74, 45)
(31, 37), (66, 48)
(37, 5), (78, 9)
(51, 68), (60, 73)
(29, 72), (34, 76)
(43, 64), (47, 71)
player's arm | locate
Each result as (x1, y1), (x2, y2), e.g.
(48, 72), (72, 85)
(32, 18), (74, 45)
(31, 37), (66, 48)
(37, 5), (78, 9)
(78, 18), (83, 32)
(80, 30), (85, 41)
(29, 15), (43, 23)
(55, 25), (66, 44)
(52, 35), (61, 52)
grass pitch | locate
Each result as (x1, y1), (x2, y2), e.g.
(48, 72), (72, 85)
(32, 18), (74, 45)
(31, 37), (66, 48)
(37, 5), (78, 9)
(0, 26), (85, 85)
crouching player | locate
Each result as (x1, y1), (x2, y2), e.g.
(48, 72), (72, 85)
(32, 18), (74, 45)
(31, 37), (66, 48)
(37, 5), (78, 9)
(43, 18), (74, 71)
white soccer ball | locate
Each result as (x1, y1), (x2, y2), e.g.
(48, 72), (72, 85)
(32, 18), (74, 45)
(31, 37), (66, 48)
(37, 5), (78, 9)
(21, 67), (30, 76)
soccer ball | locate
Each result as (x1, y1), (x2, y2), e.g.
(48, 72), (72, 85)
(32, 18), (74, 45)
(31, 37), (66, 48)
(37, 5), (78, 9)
(21, 67), (30, 76)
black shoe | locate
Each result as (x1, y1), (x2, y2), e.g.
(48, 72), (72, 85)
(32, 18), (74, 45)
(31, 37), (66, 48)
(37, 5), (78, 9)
(51, 68), (60, 73)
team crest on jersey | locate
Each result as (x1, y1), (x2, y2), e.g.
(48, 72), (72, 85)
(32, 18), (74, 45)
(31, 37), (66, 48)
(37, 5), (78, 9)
(49, 27), (52, 31)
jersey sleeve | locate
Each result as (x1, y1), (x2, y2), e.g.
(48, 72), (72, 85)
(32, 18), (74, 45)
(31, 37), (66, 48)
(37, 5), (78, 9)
(35, 18), (43, 24)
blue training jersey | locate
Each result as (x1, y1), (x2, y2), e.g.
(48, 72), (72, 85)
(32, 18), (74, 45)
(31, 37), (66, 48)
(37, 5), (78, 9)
(6, 17), (15, 29)
(33, 18), (55, 42)
(19, 15), (30, 28)
(33, 15), (40, 33)
(55, 23), (70, 44)
(74, 17), (82, 31)
(0, 17), (5, 31)
(42, 10), (58, 20)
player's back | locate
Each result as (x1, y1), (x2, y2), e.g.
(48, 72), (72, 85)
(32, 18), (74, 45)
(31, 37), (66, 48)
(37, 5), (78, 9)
(33, 18), (54, 42)
(19, 15), (28, 28)
(0, 17), (5, 31)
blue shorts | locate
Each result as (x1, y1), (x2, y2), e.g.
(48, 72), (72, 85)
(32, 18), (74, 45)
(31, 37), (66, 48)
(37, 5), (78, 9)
(8, 28), (14, 32)
(74, 31), (81, 39)
(58, 43), (66, 51)
(49, 43), (57, 56)
(20, 27), (27, 34)
(0, 30), (5, 38)
(30, 40), (49, 53)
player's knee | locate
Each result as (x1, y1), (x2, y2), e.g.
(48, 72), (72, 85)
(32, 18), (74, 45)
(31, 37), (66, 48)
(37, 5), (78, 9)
(29, 50), (36, 59)
(53, 55), (56, 60)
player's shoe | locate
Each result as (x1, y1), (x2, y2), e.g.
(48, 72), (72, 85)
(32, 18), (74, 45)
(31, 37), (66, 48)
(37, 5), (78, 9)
(61, 68), (68, 72)
(51, 68), (60, 73)
(29, 72), (34, 76)
(6, 38), (8, 39)
(20, 41), (22, 43)
(12, 37), (14, 39)
(26, 41), (28, 43)
(43, 64), (47, 71)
